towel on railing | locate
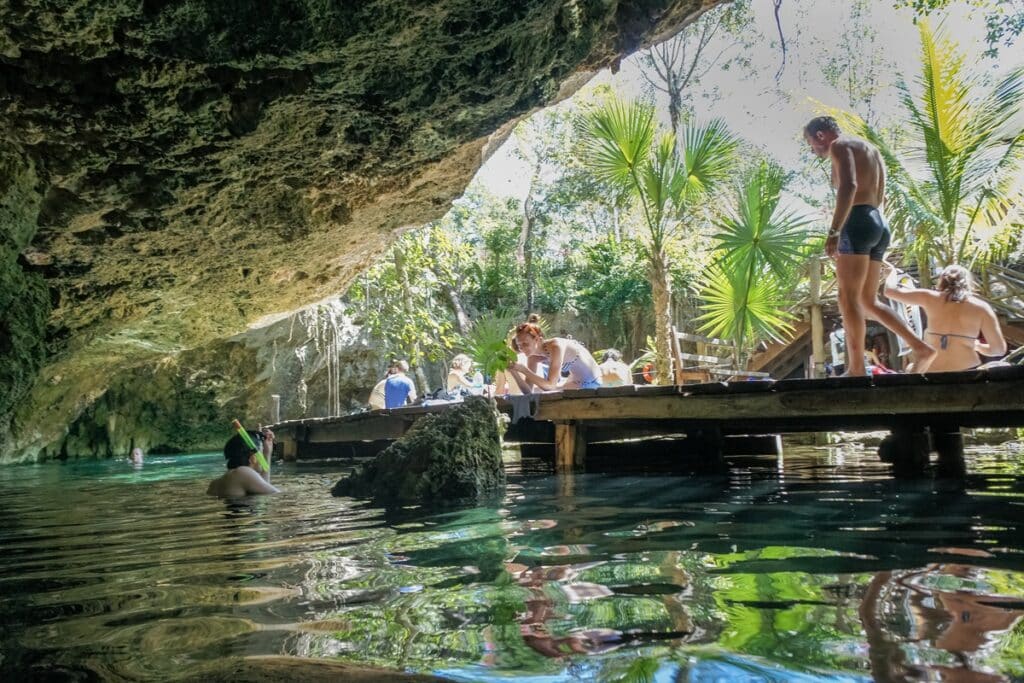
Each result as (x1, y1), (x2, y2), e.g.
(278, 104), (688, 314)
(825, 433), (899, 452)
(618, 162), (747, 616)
(504, 394), (540, 423)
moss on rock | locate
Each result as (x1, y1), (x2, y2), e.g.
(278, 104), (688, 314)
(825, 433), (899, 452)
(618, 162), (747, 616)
(332, 397), (505, 504)
(0, 144), (49, 447)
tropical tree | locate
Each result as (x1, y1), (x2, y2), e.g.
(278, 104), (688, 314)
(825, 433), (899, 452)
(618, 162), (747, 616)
(829, 22), (1024, 284)
(580, 98), (739, 382)
(698, 160), (814, 363)
(576, 235), (652, 357)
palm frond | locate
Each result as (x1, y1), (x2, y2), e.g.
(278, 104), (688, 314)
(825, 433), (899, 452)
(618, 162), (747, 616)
(712, 160), (813, 281)
(577, 98), (656, 190)
(678, 119), (740, 206)
(696, 264), (795, 353)
(460, 310), (520, 379)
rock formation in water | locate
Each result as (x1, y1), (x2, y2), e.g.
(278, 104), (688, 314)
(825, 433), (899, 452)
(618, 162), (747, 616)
(332, 397), (504, 503)
(0, 0), (722, 461)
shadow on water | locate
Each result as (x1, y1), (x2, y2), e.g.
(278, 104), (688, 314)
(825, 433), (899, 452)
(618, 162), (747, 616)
(0, 446), (1023, 681)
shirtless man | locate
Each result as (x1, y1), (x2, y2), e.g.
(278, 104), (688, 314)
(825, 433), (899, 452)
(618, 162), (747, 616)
(206, 430), (279, 497)
(803, 116), (935, 375)
(884, 263), (1006, 372)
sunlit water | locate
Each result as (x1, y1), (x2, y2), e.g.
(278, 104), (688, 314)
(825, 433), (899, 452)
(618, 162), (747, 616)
(2, 445), (1024, 682)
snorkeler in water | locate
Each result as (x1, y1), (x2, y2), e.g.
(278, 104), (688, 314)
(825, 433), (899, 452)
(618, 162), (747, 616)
(206, 430), (279, 497)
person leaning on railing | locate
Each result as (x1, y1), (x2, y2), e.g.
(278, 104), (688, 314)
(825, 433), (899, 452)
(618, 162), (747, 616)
(883, 263), (1007, 372)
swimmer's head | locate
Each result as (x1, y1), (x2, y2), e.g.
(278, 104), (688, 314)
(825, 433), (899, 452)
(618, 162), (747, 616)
(803, 116), (841, 158)
(224, 432), (262, 469)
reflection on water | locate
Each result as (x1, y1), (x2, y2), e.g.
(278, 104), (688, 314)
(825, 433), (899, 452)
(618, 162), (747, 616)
(1, 446), (1023, 681)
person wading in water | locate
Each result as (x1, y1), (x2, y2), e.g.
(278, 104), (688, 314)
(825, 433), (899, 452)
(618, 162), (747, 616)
(803, 116), (935, 375)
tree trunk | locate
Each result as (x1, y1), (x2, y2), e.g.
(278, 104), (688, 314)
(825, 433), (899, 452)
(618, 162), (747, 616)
(649, 251), (674, 385)
(916, 250), (932, 289)
(393, 250), (430, 396)
(518, 193), (537, 313)
(438, 278), (471, 336)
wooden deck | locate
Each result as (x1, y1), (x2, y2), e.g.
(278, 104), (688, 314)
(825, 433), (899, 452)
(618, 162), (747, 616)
(271, 366), (1024, 475)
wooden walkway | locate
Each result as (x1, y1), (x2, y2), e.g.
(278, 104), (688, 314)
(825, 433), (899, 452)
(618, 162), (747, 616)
(271, 366), (1024, 475)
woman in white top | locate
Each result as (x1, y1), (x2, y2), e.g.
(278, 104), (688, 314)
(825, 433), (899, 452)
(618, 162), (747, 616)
(447, 354), (476, 393)
(883, 264), (1006, 372)
(598, 349), (633, 387)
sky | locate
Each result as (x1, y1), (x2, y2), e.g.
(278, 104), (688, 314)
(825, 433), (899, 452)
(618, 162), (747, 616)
(475, 0), (1010, 209)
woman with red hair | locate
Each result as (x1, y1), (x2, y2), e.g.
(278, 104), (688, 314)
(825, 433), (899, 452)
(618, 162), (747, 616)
(508, 316), (602, 392)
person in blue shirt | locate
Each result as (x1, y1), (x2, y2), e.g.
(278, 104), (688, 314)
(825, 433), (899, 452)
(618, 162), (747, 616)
(384, 360), (418, 409)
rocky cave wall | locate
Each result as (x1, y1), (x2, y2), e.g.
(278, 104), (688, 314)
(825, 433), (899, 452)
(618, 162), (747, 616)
(0, 0), (722, 461)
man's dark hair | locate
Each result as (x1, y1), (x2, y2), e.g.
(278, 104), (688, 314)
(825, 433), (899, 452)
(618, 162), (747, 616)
(804, 116), (841, 137)
(224, 431), (261, 469)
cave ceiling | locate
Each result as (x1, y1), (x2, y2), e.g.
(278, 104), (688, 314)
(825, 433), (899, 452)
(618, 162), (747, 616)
(0, 0), (722, 457)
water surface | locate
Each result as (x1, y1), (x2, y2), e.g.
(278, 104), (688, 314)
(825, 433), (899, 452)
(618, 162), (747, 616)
(1, 445), (1023, 681)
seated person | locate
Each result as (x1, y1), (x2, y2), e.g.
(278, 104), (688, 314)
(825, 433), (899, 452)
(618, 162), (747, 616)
(598, 349), (633, 387)
(207, 431), (279, 497)
(384, 360), (417, 409)
(883, 263), (1006, 372)
(447, 354), (476, 394)
(508, 316), (602, 391)
(368, 363), (396, 410)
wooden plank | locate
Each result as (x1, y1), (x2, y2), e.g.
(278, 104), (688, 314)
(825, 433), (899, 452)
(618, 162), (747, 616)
(554, 422), (585, 472)
(676, 331), (732, 347)
(633, 385), (685, 396)
(306, 415), (411, 442)
(533, 379), (1024, 423)
(707, 369), (771, 378)
(592, 385), (639, 397)
(677, 351), (723, 364)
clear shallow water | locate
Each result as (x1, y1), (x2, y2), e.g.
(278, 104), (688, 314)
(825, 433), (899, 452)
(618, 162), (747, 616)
(1, 446), (1023, 682)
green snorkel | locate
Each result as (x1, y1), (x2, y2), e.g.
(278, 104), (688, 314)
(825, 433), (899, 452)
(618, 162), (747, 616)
(232, 419), (270, 472)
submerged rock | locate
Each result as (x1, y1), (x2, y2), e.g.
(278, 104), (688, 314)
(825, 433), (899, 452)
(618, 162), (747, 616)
(332, 397), (505, 503)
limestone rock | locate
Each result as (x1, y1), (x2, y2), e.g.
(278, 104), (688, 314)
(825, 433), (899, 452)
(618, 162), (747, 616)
(332, 397), (505, 504)
(0, 0), (722, 460)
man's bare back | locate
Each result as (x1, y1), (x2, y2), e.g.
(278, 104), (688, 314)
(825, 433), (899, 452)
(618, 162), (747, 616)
(830, 135), (886, 210)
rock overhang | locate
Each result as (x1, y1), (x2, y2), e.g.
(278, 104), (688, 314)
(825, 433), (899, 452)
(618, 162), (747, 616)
(0, 0), (723, 459)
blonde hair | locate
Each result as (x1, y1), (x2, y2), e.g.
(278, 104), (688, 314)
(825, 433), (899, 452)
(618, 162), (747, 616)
(937, 265), (973, 302)
(450, 354), (473, 372)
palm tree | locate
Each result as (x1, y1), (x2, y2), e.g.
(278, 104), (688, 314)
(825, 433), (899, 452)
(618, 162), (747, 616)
(830, 22), (1024, 285)
(579, 98), (739, 383)
(698, 160), (813, 363)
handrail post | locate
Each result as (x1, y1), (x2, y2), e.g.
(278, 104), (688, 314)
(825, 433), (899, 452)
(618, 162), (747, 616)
(809, 257), (826, 378)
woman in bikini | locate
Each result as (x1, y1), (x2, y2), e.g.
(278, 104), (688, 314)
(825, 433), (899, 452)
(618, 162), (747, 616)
(883, 264), (1007, 372)
(508, 316), (602, 392)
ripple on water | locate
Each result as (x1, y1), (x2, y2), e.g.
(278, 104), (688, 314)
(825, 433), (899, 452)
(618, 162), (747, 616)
(1, 447), (1023, 681)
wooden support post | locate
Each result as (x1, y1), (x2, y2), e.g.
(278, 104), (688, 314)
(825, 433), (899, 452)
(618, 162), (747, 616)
(878, 426), (929, 477)
(932, 427), (965, 478)
(281, 437), (298, 462)
(269, 394), (281, 424)
(809, 257), (826, 378)
(670, 327), (685, 386)
(554, 422), (586, 473)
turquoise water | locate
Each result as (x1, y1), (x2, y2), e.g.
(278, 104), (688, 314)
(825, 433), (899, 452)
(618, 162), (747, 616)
(1, 446), (1023, 681)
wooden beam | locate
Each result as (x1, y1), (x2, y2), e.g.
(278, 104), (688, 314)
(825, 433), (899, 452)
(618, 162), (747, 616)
(533, 377), (1024, 424)
(306, 416), (411, 442)
(809, 257), (826, 378)
(554, 422), (586, 472)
